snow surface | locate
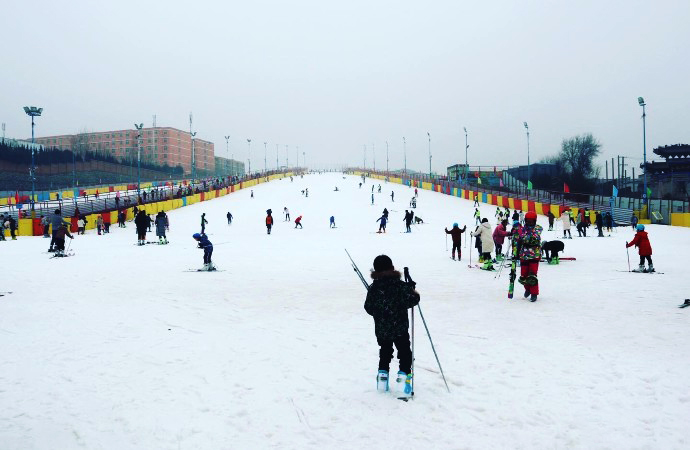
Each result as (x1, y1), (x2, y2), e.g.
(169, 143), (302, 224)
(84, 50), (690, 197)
(1, 173), (689, 449)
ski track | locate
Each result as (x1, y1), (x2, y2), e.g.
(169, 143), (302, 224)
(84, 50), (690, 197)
(1, 173), (689, 449)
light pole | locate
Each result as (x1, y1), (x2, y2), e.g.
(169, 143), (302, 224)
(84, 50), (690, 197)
(134, 123), (144, 195)
(524, 122), (530, 189)
(191, 131), (197, 180)
(463, 127), (469, 184)
(264, 142), (267, 173)
(638, 97), (648, 210)
(373, 143), (376, 171)
(403, 137), (407, 174)
(225, 135), (230, 176)
(427, 132), (432, 178)
(246, 139), (252, 174)
(23, 106), (42, 216)
(386, 140), (389, 173)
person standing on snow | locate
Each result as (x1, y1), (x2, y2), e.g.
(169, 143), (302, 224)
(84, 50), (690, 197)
(364, 254), (420, 395)
(192, 232), (215, 271)
(403, 210), (413, 233)
(547, 211), (555, 231)
(626, 224), (654, 273)
(200, 213), (208, 234)
(330, 216), (336, 228)
(471, 218), (495, 269)
(284, 207), (290, 221)
(227, 211), (233, 225)
(41, 214), (50, 237)
(519, 210), (525, 225)
(514, 211), (543, 302)
(493, 219), (511, 260)
(52, 223), (73, 257)
(294, 215), (303, 229)
(376, 214), (388, 233)
(135, 210), (149, 245)
(390, 191), (394, 202)
(473, 195), (479, 207)
(630, 213), (638, 230)
(266, 209), (274, 234)
(155, 211), (169, 244)
(445, 223), (466, 260)
(474, 208), (481, 225)
(561, 209), (572, 239)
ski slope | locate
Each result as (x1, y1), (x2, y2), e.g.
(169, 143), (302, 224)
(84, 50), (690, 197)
(1, 173), (689, 449)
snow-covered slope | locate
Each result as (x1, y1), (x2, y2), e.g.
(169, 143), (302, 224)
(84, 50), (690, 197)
(1, 173), (688, 449)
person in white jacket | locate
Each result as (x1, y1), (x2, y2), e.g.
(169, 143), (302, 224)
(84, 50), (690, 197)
(471, 218), (495, 269)
(560, 210), (572, 239)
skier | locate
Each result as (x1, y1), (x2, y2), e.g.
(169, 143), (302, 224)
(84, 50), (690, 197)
(41, 214), (50, 237)
(371, 193), (374, 205)
(294, 215), (303, 229)
(284, 207), (290, 221)
(251, 190), (254, 198)
(518, 210), (525, 225)
(96, 215), (104, 235)
(266, 209), (274, 234)
(410, 197), (417, 208)
(377, 184), (382, 193)
(514, 211), (543, 302)
(473, 195), (479, 207)
(474, 208), (481, 225)
(135, 210), (150, 245)
(77, 216), (86, 235)
(382, 208), (389, 219)
(403, 210), (413, 233)
(604, 212), (613, 233)
(192, 232), (215, 271)
(576, 212), (589, 237)
(414, 188), (418, 197)
(155, 211), (168, 244)
(547, 211), (555, 231)
(444, 223), (466, 260)
(626, 225), (654, 273)
(568, 209), (576, 225)
(495, 207), (502, 219)
(7, 215), (17, 240)
(630, 213), (638, 230)
(492, 219), (511, 260)
(227, 211), (233, 225)
(390, 191), (395, 202)
(471, 218), (495, 269)
(561, 209), (572, 239)
(359, 182), (362, 189)
(372, 184), (375, 193)
(595, 211), (604, 237)
(364, 254), (420, 395)
(376, 213), (388, 233)
(200, 213), (208, 233)
(52, 222), (73, 257)
(541, 240), (565, 264)
(305, 188), (308, 197)
(330, 216), (336, 228)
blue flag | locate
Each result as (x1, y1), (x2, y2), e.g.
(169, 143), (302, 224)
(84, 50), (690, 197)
(612, 185), (618, 197)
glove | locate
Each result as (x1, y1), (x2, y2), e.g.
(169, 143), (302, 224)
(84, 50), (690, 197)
(70, 236), (74, 239)
(407, 281), (417, 289)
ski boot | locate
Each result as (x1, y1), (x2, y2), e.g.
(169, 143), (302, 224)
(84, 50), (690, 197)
(530, 294), (538, 302)
(396, 371), (413, 396)
(647, 263), (655, 273)
(524, 290), (530, 299)
(632, 264), (645, 273)
(377, 370), (389, 392)
(482, 261), (495, 271)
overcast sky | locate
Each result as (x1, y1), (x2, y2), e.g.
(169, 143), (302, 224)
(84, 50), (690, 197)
(2, 0), (689, 174)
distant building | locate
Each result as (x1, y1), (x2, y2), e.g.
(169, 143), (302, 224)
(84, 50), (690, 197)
(34, 127), (214, 176)
(215, 156), (245, 177)
(643, 144), (690, 199)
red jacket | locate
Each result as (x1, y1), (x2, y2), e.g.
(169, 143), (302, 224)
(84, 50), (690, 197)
(266, 215), (273, 225)
(626, 231), (652, 256)
(295, 216), (302, 223)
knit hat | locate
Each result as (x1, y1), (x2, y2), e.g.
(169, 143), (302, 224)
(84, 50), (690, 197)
(373, 255), (394, 272)
(525, 211), (537, 221)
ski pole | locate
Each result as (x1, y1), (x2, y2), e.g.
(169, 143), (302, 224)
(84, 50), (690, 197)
(626, 244), (631, 272)
(445, 233), (448, 251)
(411, 297), (415, 398)
(404, 267), (450, 393)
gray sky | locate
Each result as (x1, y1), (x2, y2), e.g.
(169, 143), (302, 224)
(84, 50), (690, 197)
(2, 0), (689, 174)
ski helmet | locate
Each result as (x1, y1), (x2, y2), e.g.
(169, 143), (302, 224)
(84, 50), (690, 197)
(525, 211), (537, 221)
(192, 233), (201, 239)
(453, 223), (458, 228)
(513, 220), (520, 227)
(636, 224), (645, 231)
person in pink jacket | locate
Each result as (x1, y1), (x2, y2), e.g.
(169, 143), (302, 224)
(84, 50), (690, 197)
(492, 219), (511, 260)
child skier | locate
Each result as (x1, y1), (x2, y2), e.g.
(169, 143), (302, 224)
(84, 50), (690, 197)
(626, 225), (654, 273)
(135, 210), (149, 245)
(192, 232), (215, 271)
(294, 215), (303, 229)
(444, 223), (467, 260)
(266, 209), (274, 234)
(514, 211), (543, 302)
(364, 255), (420, 395)
(492, 219), (511, 260)
(376, 213), (388, 233)
(53, 223), (74, 257)
(561, 209), (572, 239)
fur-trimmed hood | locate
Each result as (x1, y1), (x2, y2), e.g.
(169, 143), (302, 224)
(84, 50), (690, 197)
(370, 269), (401, 280)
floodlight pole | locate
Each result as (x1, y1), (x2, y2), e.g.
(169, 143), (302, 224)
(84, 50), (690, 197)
(247, 139), (251, 174)
(427, 132), (432, 178)
(524, 122), (530, 190)
(386, 140), (389, 173)
(403, 137), (407, 174)
(464, 127), (468, 184)
(23, 106), (42, 216)
(639, 97), (648, 212)
(264, 142), (267, 173)
(135, 123), (144, 195)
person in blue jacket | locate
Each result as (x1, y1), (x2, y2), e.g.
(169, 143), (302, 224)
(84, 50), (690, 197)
(376, 214), (388, 233)
(193, 232), (215, 271)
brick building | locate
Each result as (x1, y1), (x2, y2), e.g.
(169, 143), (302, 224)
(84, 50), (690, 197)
(35, 127), (216, 176)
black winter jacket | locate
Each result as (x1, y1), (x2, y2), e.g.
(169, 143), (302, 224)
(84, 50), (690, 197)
(364, 270), (420, 340)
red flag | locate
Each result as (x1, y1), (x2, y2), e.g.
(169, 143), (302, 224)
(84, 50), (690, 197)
(15, 191), (19, 204)
(564, 182), (570, 193)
